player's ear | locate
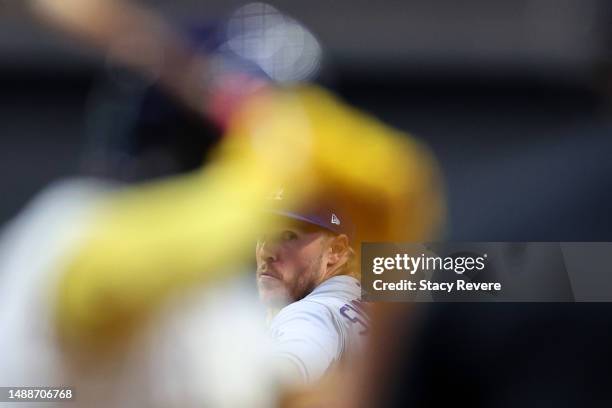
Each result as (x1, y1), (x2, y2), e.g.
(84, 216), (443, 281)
(327, 234), (350, 265)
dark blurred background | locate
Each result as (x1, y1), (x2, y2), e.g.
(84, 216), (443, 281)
(2, 0), (611, 240)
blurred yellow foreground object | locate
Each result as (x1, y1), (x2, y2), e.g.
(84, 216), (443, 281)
(55, 86), (445, 347)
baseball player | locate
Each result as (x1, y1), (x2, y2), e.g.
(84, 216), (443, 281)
(257, 192), (369, 383)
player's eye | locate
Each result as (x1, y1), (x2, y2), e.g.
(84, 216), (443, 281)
(280, 230), (298, 241)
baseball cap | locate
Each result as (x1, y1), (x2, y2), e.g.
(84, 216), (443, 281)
(265, 187), (355, 241)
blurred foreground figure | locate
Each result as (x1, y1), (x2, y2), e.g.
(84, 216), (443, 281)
(0, 1), (444, 406)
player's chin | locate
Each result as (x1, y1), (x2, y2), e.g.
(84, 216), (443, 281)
(257, 278), (290, 306)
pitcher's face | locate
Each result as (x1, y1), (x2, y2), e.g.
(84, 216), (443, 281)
(256, 223), (329, 307)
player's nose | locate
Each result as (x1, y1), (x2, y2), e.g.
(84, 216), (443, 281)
(256, 238), (279, 263)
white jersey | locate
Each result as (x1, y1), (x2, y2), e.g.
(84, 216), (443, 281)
(0, 179), (280, 408)
(269, 275), (369, 383)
